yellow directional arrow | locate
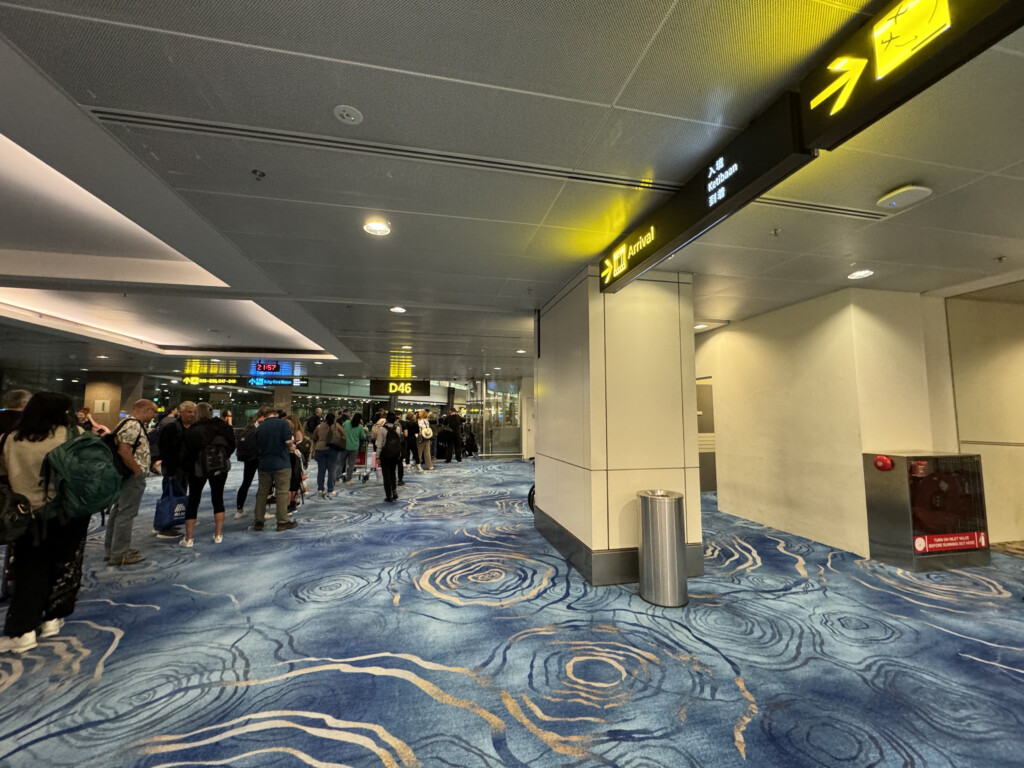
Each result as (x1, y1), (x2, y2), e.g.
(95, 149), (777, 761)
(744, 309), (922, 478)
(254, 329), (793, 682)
(601, 258), (613, 284)
(810, 56), (868, 115)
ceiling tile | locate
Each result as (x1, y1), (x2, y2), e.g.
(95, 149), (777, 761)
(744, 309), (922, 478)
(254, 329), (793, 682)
(770, 146), (983, 212)
(696, 200), (874, 254)
(692, 293), (809, 322)
(574, 109), (739, 183)
(109, 126), (565, 224)
(0, 10), (610, 168)
(618, 0), (873, 125)
(893, 176), (1024, 241)
(0, 0), (675, 101)
(811, 219), (1024, 273)
(956, 280), (1024, 303)
(541, 181), (672, 234)
(844, 46), (1024, 172)
(693, 273), (832, 302)
(655, 241), (803, 277)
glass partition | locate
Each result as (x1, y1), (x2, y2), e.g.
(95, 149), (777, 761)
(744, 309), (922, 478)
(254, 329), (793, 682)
(467, 379), (521, 457)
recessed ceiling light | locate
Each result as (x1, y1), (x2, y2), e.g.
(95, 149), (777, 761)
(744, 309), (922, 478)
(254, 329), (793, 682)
(171, 379), (179, 384)
(876, 184), (932, 210)
(80, 368), (88, 372)
(71, 379), (79, 383)
(96, 355), (108, 359)
(364, 219), (391, 236)
(390, 306), (406, 313)
(494, 367), (501, 370)
(211, 358), (221, 362)
(401, 345), (412, 350)
(516, 349), (526, 354)
(55, 377), (63, 382)
(694, 323), (709, 330)
(337, 374), (345, 377)
(847, 269), (874, 280)
(314, 361), (323, 365)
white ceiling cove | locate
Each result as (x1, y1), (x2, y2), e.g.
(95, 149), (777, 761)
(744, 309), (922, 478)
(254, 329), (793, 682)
(0, 2), (1021, 380)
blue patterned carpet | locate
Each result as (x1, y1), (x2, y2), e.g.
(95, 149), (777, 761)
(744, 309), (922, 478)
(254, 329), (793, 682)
(2, 460), (1023, 767)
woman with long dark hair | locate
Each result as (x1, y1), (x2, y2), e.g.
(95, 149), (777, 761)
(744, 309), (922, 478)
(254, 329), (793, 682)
(0, 392), (86, 653)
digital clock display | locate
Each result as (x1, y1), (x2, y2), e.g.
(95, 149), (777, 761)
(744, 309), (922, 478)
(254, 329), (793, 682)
(255, 362), (280, 372)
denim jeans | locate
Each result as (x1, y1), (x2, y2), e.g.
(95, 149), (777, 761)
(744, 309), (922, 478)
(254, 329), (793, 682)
(341, 449), (357, 482)
(105, 473), (147, 560)
(315, 449), (336, 492)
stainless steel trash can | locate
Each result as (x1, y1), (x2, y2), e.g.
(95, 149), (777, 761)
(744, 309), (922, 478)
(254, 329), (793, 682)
(637, 490), (687, 607)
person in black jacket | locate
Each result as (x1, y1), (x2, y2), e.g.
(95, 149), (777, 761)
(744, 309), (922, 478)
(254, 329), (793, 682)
(154, 400), (195, 538)
(181, 402), (236, 547)
(444, 409), (464, 463)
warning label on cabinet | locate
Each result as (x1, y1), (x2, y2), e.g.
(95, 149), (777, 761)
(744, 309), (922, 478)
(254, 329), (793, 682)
(913, 531), (988, 553)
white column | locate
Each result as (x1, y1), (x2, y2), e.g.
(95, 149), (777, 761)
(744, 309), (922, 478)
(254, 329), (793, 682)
(535, 267), (701, 584)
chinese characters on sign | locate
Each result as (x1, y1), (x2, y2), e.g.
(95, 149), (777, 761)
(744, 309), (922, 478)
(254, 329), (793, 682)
(706, 157), (739, 208)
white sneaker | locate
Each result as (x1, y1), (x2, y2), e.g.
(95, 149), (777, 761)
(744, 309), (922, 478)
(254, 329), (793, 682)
(316, 490), (326, 499)
(213, 534), (223, 544)
(416, 465), (424, 472)
(39, 619), (64, 638)
(179, 538), (194, 548)
(233, 509), (246, 519)
(0, 631), (37, 653)
(326, 491), (336, 498)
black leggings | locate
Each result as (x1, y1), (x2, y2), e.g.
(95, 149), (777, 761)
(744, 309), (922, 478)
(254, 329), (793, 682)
(235, 459), (259, 510)
(187, 472), (228, 520)
(4, 516), (89, 637)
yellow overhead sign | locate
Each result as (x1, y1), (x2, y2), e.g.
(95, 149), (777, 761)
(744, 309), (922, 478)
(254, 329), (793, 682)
(810, 57), (868, 115)
(873, 0), (951, 79)
(601, 226), (656, 287)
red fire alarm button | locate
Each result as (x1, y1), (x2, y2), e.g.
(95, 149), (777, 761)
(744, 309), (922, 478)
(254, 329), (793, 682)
(874, 455), (893, 471)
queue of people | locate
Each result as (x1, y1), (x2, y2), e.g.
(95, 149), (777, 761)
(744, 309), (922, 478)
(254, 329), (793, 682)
(0, 391), (477, 654)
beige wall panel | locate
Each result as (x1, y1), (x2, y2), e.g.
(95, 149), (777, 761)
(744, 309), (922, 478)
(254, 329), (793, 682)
(590, 470), (609, 551)
(921, 296), (959, 452)
(603, 278), (685, 470)
(586, 277), (608, 470)
(678, 281), (701, 469)
(947, 299), (1024, 443)
(850, 290), (935, 452)
(970, 444), (1024, 543)
(684, 466), (703, 545)
(606, 468), (688, 549)
(537, 280), (590, 468)
(714, 291), (871, 555)
(521, 375), (535, 459)
(84, 378), (122, 430)
(535, 455), (594, 547)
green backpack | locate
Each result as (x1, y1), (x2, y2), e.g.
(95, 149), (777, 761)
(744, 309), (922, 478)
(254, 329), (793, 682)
(41, 427), (125, 522)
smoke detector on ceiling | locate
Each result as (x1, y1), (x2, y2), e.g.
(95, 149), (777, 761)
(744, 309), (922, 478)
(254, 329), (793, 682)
(876, 184), (932, 210)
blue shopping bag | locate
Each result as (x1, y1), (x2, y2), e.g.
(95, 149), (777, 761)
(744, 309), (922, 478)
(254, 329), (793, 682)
(154, 477), (187, 529)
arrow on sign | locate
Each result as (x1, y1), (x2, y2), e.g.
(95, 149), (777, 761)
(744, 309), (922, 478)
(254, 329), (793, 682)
(601, 258), (613, 284)
(810, 56), (868, 115)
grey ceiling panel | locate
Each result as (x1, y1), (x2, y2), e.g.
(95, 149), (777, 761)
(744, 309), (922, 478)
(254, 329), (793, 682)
(618, 0), (872, 125)
(0, 10), (609, 168)
(693, 273), (832, 302)
(956, 280), (1024, 304)
(693, 293), (808, 322)
(522, 226), (619, 266)
(844, 46), (1024, 172)
(108, 126), (565, 224)
(894, 176), (1024, 241)
(541, 181), (672, 234)
(655, 242), (798, 277)
(697, 201), (875, 254)
(574, 109), (740, 183)
(812, 220), (1024, 272)
(996, 27), (1024, 56)
(0, 0), (675, 101)
(770, 146), (983, 213)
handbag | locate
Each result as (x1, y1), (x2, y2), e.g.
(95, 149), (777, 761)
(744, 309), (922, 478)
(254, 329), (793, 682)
(0, 433), (39, 545)
(326, 425), (346, 450)
(153, 477), (188, 530)
(419, 421), (433, 440)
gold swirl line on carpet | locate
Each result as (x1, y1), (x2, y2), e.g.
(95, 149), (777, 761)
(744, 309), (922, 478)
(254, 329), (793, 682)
(922, 621), (1024, 651)
(766, 536), (808, 578)
(519, 694), (604, 724)
(415, 551), (554, 607)
(78, 598), (160, 610)
(0, 658), (24, 695)
(729, 537), (763, 575)
(958, 654), (1024, 676)
(732, 676), (759, 760)
(849, 566), (1010, 612)
(47, 634), (90, 679)
(173, 583), (241, 611)
(147, 746), (354, 768)
(139, 710), (416, 767)
(565, 655), (627, 687)
(226, 653), (504, 731)
(500, 691), (594, 757)
(72, 620), (123, 681)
